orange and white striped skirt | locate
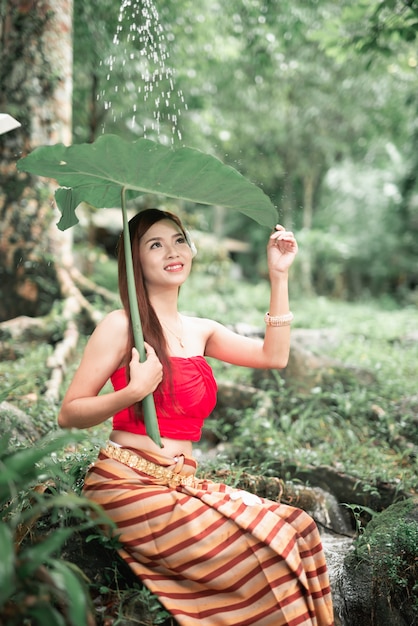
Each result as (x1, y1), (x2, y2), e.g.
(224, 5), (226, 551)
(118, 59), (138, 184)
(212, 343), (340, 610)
(83, 445), (334, 626)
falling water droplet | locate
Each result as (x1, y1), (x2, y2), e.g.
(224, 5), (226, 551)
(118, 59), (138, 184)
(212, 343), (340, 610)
(99, 0), (187, 144)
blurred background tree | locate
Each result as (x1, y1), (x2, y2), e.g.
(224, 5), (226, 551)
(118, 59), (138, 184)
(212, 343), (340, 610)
(0, 0), (73, 321)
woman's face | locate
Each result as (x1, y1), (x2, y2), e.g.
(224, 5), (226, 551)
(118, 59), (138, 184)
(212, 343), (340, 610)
(139, 219), (193, 290)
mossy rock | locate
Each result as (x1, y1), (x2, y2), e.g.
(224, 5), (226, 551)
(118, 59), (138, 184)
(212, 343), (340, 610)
(336, 498), (418, 625)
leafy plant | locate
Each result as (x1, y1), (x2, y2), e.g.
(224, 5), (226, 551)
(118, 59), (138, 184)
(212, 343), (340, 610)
(341, 503), (376, 536)
(116, 585), (173, 626)
(0, 430), (114, 626)
(17, 134), (277, 446)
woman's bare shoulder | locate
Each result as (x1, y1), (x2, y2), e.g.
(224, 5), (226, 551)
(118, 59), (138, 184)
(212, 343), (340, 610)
(95, 309), (129, 333)
(89, 309), (129, 348)
(181, 314), (219, 352)
(82, 309), (130, 369)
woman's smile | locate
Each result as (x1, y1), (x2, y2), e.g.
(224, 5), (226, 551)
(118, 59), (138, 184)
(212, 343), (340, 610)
(164, 262), (183, 272)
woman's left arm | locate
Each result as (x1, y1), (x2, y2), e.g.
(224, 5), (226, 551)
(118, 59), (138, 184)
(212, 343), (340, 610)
(204, 225), (298, 369)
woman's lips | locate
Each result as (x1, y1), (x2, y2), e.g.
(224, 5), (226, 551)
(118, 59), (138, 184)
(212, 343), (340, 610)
(164, 263), (183, 271)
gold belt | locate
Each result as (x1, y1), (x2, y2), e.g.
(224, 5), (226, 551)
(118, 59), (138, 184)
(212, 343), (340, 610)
(103, 443), (196, 488)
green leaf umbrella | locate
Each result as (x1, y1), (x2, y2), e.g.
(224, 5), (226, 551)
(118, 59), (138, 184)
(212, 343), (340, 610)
(17, 134), (278, 446)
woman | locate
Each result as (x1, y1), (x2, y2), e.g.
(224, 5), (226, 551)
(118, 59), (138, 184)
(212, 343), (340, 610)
(58, 208), (334, 626)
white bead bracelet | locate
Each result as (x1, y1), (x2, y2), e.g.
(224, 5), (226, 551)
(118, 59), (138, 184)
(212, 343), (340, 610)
(264, 312), (294, 327)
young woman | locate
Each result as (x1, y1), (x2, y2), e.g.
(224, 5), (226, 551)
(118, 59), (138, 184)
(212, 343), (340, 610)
(58, 208), (334, 626)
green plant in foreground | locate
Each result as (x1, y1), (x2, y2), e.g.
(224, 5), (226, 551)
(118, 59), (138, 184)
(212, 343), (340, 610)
(114, 586), (173, 626)
(0, 430), (114, 626)
(341, 503), (377, 536)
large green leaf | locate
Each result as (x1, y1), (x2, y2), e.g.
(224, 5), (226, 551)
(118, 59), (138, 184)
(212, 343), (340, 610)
(18, 528), (75, 579)
(48, 559), (91, 626)
(16, 134), (277, 229)
(27, 604), (66, 626)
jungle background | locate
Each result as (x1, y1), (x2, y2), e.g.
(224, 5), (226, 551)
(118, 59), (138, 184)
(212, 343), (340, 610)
(0, 1), (417, 625)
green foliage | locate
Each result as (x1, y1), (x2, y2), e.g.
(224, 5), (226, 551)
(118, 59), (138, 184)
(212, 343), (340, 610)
(71, 0), (122, 142)
(116, 586), (173, 625)
(315, 0), (418, 59)
(0, 430), (114, 626)
(341, 503), (377, 536)
(0, 2), (56, 133)
(301, 155), (418, 301)
(251, 372), (414, 495)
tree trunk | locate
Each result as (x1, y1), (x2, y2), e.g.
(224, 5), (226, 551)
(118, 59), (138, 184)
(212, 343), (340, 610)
(299, 172), (315, 296)
(302, 172), (314, 231)
(0, 0), (73, 322)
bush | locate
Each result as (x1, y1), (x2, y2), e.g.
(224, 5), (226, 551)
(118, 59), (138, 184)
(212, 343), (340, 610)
(0, 430), (112, 626)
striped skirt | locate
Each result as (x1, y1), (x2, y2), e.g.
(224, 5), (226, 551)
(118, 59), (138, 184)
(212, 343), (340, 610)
(83, 445), (334, 626)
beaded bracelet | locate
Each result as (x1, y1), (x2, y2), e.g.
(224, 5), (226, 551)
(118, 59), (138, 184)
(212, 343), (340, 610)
(264, 311), (294, 327)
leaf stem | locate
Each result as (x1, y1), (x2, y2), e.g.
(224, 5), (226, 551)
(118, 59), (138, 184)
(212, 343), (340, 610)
(121, 188), (162, 447)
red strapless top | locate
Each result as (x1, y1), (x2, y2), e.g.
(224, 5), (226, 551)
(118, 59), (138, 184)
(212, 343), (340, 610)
(111, 356), (217, 441)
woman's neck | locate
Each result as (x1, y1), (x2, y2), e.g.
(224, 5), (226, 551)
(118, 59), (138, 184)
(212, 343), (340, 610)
(148, 289), (180, 321)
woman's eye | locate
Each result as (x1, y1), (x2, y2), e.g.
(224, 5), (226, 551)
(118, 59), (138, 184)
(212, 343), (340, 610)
(150, 241), (162, 249)
(176, 236), (186, 244)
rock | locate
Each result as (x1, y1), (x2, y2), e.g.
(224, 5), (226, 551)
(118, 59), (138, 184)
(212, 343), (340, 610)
(277, 462), (412, 513)
(214, 380), (263, 414)
(334, 498), (418, 626)
(0, 314), (53, 341)
(321, 534), (355, 626)
(392, 394), (418, 446)
(251, 335), (376, 393)
(0, 400), (40, 443)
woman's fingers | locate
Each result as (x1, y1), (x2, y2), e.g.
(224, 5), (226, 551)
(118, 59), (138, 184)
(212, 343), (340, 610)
(129, 343), (163, 396)
(270, 229), (297, 249)
(270, 224), (294, 240)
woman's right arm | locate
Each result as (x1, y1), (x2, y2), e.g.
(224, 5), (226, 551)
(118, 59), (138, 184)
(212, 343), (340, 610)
(58, 310), (163, 429)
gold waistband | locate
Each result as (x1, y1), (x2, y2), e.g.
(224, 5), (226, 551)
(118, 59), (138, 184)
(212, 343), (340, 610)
(103, 443), (196, 488)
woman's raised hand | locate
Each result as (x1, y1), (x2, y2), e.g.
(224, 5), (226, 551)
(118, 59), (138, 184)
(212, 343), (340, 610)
(267, 224), (298, 275)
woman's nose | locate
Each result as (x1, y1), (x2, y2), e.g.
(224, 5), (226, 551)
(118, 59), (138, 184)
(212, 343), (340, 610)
(166, 244), (179, 258)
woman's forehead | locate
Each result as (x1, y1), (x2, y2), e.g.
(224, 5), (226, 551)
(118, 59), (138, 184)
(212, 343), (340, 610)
(143, 219), (183, 238)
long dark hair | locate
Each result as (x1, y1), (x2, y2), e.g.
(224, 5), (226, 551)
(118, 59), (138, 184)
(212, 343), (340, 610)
(117, 208), (188, 382)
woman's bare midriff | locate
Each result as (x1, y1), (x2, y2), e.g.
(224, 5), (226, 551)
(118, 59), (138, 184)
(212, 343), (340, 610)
(110, 429), (193, 463)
